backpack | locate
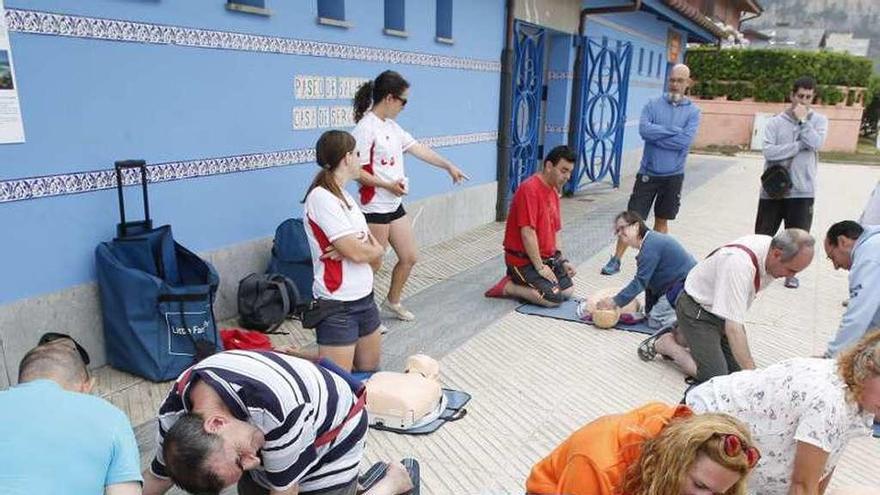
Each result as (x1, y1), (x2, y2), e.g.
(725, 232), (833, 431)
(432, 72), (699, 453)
(761, 159), (793, 199)
(267, 218), (315, 303)
(237, 273), (300, 332)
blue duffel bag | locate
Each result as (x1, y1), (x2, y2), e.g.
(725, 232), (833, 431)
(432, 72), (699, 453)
(95, 160), (222, 382)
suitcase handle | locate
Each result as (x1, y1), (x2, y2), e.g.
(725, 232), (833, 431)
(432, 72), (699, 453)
(115, 159), (152, 238)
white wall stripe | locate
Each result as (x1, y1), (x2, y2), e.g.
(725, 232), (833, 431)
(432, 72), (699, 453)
(0, 132), (497, 203)
(4, 8), (501, 72)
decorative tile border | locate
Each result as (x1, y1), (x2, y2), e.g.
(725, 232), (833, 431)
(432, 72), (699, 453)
(0, 132), (497, 204)
(4, 8), (501, 72)
(547, 71), (573, 81)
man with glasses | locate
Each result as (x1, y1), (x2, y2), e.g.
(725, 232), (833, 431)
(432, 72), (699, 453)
(755, 76), (828, 289)
(0, 334), (142, 494)
(652, 229), (814, 383)
(601, 63), (701, 276)
(823, 220), (880, 357)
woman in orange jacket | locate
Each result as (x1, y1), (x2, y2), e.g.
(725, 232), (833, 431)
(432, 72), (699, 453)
(526, 402), (759, 495)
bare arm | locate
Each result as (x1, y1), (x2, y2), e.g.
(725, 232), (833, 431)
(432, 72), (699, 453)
(328, 232), (385, 264)
(818, 467), (835, 495)
(270, 486), (300, 495)
(788, 441), (830, 495)
(357, 169), (406, 196)
(724, 320), (756, 370)
(521, 226), (556, 283)
(141, 471), (172, 495)
(105, 482), (142, 495)
(406, 143), (469, 183)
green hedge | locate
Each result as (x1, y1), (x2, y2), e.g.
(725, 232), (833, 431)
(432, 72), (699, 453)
(685, 48), (873, 103)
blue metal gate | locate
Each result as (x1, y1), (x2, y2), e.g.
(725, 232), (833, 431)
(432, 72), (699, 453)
(569, 37), (632, 191)
(508, 21), (546, 199)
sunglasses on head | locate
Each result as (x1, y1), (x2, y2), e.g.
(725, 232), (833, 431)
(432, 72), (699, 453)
(723, 433), (761, 469)
(38, 332), (91, 366)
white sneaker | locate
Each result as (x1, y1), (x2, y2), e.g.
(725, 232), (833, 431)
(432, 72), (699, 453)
(382, 300), (415, 321)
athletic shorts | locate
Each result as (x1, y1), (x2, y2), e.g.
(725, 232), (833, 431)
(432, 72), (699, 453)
(315, 293), (381, 346)
(627, 173), (685, 220)
(363, 205), (406, 225)
(506, 256), (573, 304)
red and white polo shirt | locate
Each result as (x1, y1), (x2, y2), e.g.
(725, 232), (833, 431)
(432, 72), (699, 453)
(303, 187), (374, 301)
(351, 111), (417, 214)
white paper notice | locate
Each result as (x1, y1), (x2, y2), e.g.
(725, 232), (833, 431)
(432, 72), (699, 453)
(0, 0), (25, 144)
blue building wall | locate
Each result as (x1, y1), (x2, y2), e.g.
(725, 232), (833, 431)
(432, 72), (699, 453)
(0, 0), (503, 305)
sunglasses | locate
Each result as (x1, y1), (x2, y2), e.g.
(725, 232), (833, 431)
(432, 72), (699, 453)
(723, 434), (761, 469)
(38, 332), (91, 366)
(395, 95), (408, 107)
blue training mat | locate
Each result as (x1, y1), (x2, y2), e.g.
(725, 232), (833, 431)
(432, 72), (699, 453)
(515, 299), (656, 335)
(371, 388), (470, 435)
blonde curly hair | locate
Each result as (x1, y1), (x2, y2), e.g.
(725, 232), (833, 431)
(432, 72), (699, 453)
(838, 329), (880, 405)
(619, 413), (755, 495)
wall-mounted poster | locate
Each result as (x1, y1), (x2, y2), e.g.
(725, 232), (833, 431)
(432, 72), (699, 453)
(0, 0), (24, 144)
(667, 29), (682, 64)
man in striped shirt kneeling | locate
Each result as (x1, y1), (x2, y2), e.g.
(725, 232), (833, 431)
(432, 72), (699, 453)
(142, 350), (413, 495)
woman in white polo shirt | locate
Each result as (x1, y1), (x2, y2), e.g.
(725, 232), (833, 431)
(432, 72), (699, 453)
(351, 70), (468, 321)
(303, 130), (386, 372)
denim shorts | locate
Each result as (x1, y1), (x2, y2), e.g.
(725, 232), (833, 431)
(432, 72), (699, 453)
(315, 292), (381, 346)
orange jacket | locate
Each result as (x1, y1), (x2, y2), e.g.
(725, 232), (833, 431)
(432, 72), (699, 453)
(526, 402), (692, 495)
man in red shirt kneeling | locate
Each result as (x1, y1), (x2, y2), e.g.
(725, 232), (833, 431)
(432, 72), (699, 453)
(502, 145), (577, 306)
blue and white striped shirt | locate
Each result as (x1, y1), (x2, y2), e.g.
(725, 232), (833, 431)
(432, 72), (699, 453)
(149, 351), (366, 492)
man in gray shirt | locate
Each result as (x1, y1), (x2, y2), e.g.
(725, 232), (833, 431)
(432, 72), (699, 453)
(755, 76), (828, 289)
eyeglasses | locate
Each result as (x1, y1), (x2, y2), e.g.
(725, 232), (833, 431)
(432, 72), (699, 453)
(614, 223), (635, 235)
(722, 434), (761, 469)
(395, 95), (408, 107)
(38, 332), (91, 366)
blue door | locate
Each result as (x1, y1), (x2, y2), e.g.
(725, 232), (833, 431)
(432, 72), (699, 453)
(508, 21), (546, 200)
(568, 37), (632, 191)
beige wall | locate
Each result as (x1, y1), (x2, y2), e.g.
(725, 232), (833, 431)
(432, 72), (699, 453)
(693, 100), (864, 152)
(514, 0), (581, 34)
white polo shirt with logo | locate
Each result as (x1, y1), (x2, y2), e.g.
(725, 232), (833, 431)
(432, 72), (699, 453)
(351, 111), (417, 214)
(303, 187), (373, 301)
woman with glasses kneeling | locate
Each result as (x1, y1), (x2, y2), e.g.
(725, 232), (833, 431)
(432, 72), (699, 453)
(686, 330), (880, 495)
(303, 130), (386, 372)
(526, 402), (759, 495)
(595, 211), (696, 357)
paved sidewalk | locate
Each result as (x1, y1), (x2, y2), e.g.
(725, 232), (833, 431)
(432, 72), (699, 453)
(356, 156), (880, 494)
(115, 154), (880, 494)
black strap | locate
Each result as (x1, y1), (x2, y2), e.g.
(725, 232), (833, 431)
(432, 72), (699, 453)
(114, 159), (152, 238)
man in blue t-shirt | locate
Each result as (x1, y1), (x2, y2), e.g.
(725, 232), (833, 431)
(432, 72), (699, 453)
(601, 64), (701, 276)
(0, 335), (142, 494)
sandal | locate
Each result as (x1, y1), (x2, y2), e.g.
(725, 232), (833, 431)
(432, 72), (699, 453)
(637, 326), (673, 362)
(358, 462), (388, 494)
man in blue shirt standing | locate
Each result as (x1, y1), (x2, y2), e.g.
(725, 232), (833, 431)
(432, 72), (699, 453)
(0, 335), (142, 495)
(601, 64), (701, 275)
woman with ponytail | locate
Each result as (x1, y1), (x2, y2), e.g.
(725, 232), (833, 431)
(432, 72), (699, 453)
(351, 70), (469, 321)
(527, 403), (758, 495)
(302, 130), (386, 372)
